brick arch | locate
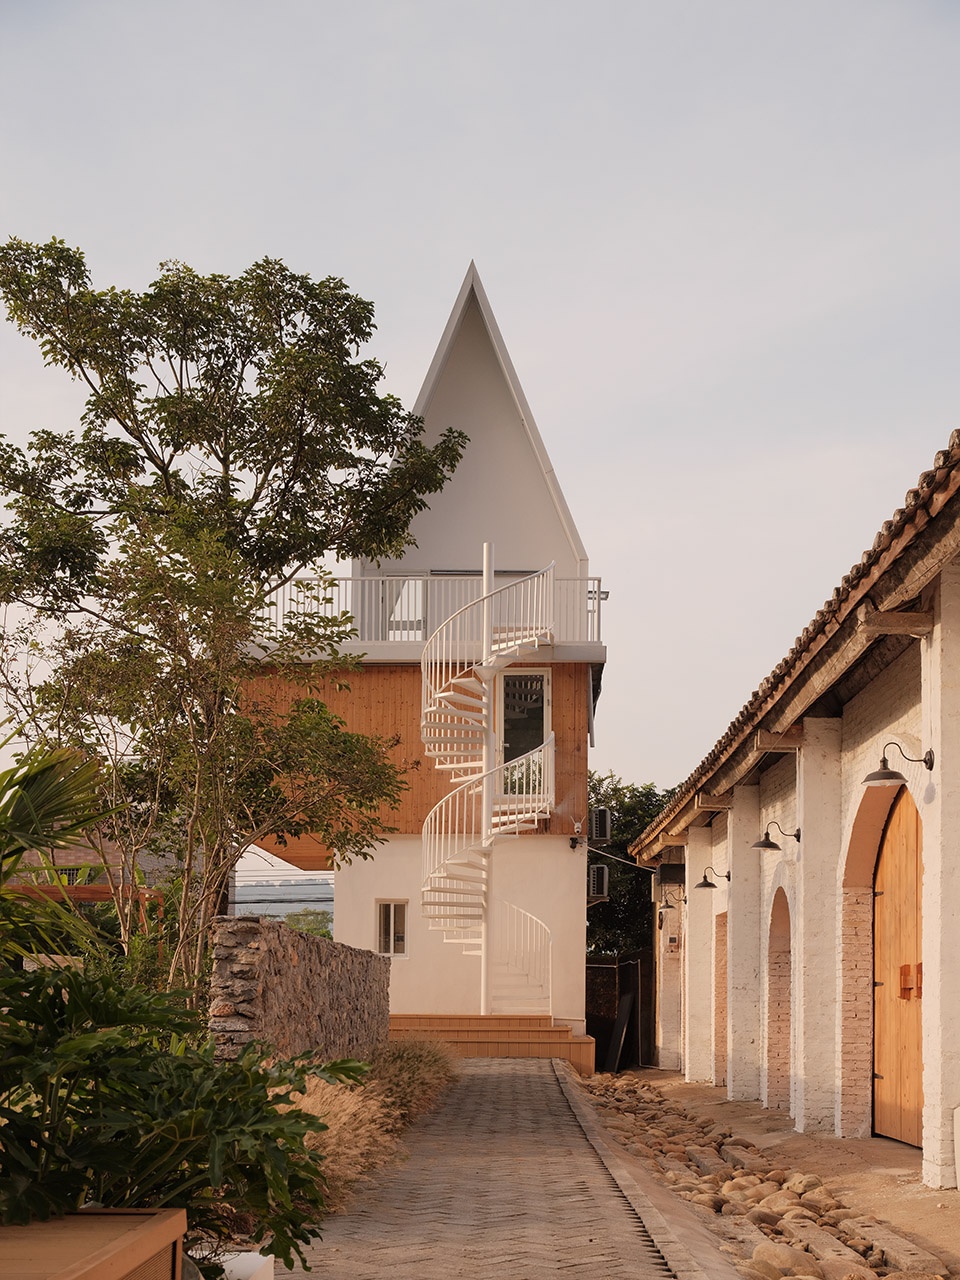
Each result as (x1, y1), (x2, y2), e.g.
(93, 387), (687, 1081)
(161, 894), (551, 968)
(766, 888), (792, 1111)
(836, 778), (909, 1136)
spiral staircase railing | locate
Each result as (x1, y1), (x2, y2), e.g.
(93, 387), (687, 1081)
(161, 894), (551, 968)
(420, 562), (556, 1011)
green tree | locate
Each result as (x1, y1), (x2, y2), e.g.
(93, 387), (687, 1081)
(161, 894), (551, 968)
(586, 770), (675, 955)
(283, 907), (333, 938)
(0, 239), (466, 994)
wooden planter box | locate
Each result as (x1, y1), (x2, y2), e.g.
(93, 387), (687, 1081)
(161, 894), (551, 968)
(0, 1207), (186, 1280)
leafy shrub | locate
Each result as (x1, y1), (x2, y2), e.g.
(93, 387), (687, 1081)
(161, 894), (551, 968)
(0, 965), (361, 1275)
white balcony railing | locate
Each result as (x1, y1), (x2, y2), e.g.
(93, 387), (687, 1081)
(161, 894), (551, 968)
(265, 574), (603, 646)
(493, 900), (552, 1005)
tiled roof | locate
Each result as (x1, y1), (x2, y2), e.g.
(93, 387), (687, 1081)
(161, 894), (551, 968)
(635, 429), (960, 848)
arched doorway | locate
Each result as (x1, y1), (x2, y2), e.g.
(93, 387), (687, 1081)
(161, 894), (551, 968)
(767, 889), (791, 1111)
(873, 787), (923, 1146)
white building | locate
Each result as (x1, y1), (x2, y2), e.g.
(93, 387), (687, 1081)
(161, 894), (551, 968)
(260, 266), (606, 1072)
(632, 435), (960, 1186)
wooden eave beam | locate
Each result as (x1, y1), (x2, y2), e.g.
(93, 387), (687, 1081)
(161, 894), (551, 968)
(857, 605), (934, 637)
(756, 727), (803, 751)
(695, 791), (733, 811)
(634, 477), (960, 856)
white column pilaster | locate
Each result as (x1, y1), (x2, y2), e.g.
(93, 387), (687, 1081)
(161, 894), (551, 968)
(684, 826), (714, 1082)
(727, 784), (762, 1100)
(921, 560), (960, 1187)
(795, 716), (842, 1131)
(655, 872), (683, 1070)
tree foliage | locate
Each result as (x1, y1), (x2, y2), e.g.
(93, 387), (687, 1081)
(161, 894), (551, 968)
(283, 907), (333, 938)
(586, 770), (675, 956)
(0, 239), (466, 994)
(0, 237), (466, 608)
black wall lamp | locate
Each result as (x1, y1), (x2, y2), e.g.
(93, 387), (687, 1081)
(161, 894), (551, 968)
(863, 741), (935, 787)
(659, 889), (686, 910)
(752, 822), (801, 852)
(694, 866), (730, 890)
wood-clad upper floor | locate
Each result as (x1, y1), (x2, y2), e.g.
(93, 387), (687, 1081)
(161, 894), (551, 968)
(247, 660), (593, 870)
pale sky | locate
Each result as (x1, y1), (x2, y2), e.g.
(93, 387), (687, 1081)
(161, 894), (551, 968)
(2, 1), (959, 792)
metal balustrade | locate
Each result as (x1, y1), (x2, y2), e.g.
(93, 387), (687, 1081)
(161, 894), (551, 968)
(421, 737), (556, 939)
(263, 573), (602, 645)
(494, 900), (552, 1005)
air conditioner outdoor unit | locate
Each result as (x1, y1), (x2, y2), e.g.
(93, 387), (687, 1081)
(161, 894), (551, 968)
(587, 863), (609, 899)
(588, 807), (612, 843)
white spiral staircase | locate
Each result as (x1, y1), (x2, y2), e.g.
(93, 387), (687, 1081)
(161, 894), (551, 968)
(420, 557), (556, 1013)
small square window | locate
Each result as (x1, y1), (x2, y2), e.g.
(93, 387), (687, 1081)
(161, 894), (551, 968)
(377, 901), (406, 956)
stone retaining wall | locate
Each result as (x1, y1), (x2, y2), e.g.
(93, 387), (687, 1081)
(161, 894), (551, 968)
(208, 915), (390, 1061)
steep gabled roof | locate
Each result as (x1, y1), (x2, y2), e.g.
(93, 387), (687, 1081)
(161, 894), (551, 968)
(413, 262), (588, 575)
(632, 430), (960, 860)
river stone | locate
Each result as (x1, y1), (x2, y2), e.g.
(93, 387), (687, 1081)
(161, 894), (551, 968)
(822, 1209), (859, 1225)
(724, 1175), (763, 1194)
(691, 1192), (723, 1211)
(749, 1259), (789, 1280)
(747, 1208), (782, 1227)
(783, 1172), (823, 1194)
(758, 1190), (802, 1214)
(742, 1180), (782, 1203)
(800, 1187), (841, 1214)
(753, 1241), (824, 1277)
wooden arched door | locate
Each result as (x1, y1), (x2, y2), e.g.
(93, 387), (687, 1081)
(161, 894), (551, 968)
(873, 787), (923, 1146)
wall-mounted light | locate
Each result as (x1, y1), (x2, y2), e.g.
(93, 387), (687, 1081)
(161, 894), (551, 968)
(694, 866), (731, 890)
(659, 889), (686, 910)
(863, 741), (935, 787)
(751, 822), (801, 852)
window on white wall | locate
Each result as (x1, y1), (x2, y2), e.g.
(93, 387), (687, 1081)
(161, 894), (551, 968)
(377, 901), (407, 955)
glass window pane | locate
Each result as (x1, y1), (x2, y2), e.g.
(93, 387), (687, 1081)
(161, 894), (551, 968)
(393, 903), (406, 955)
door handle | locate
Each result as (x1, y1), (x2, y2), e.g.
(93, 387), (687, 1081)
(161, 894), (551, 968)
(899, 963), (915, 1000)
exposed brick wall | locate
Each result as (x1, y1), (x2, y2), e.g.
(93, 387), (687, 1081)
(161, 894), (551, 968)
(841, 647), (921, 822)
(208, 916), (390, 1061)
(836, 887), (874, 1136)
(714, 912), (728, 1087)
(766, 890), (791, 1111)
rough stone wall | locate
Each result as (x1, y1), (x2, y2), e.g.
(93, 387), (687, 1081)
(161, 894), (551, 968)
(208, 916), (390, 1061)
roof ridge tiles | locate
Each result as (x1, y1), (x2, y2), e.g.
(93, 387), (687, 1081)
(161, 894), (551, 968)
(634, 431), (960, 851)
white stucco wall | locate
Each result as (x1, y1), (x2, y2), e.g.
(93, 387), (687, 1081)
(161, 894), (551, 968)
(335, 834), (587, 1031)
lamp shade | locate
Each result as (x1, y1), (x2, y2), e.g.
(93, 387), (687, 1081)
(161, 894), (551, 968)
(751, 833), (782, 851)
(862, 761), (908, 786)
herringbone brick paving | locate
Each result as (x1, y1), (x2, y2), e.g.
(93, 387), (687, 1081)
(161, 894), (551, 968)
(292, 1058), (683, 1278)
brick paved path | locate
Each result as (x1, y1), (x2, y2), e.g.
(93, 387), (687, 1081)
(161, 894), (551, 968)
(292, 1058), (695, 1279)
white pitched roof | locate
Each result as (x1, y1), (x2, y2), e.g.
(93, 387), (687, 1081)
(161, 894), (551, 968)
(405, 263), (589, 576)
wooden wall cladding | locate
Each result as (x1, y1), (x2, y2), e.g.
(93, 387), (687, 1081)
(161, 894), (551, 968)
(246, 662), (590, 868)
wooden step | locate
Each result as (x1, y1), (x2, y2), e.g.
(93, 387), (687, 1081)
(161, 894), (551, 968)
(388, 1014), (595, 1076)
